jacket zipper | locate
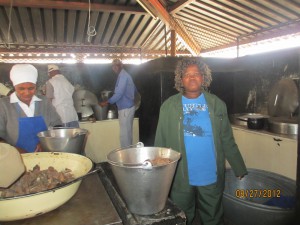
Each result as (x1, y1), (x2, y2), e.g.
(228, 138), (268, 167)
(178, 115), (185, 179)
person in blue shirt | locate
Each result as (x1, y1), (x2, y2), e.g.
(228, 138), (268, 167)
(154, 57), (247, 225)
(99, 59), (137, 148)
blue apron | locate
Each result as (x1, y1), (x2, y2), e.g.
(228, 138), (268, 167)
(15, 103), (47, 153)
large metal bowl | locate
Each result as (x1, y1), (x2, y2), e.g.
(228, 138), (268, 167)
(37, 128), (88, 154)
(0, 152), (93, 221)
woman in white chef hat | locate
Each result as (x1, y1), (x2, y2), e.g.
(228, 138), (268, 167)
(0, 64), (62, 153)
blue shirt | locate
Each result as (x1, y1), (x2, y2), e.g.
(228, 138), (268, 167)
(182, 94), (217, 186)
(108, 69), (136, 110)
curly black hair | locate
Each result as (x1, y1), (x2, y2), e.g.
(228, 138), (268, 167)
(174, 57), (212, 93)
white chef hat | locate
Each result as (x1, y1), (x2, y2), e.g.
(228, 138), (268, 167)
(10, 64), (38, 86)
(48, 64), (59, 73)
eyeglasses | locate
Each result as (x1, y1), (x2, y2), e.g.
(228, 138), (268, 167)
(182, 73), (202, 78)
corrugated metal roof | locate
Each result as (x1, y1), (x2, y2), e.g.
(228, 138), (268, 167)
(0, 0), (299, 62)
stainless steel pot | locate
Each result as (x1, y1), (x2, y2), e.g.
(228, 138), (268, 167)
(247, 117), (266, 130)
(107, 143), (181, 215)
(37, 128), (88, 154)
(231, 113), (269, 130)
(107, 110), (117, 119)
(92, 105), (108, 120)
(0, 152), (93, 221)
(268, 117), (298, 135)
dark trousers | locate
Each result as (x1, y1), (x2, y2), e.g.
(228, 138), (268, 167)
(170, 183), (224, 225)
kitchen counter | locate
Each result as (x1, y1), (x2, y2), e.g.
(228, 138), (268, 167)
(231, 124), (297, 180)
(98, 162), (186, 225)
(80, 118), (139, 163)
(1, 162), (186, 225)
(2, 173), (122, 225)
(231, 124), (297, 141)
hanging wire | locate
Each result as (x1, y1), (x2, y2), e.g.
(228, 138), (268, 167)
(87, 0), (97, 43)
(4, 0), (13, 49)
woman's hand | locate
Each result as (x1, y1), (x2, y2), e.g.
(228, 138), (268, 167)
(16, 147), (28, 154)
(34, 143), (43, 152)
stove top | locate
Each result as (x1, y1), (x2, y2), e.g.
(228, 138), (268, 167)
(97, 162), (186, 225)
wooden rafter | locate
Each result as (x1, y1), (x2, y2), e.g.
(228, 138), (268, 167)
(139, 0), (201, 55)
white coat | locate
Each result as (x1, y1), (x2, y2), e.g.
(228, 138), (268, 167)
(47, 74), (78, 123)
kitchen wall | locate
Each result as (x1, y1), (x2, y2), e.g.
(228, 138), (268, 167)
(0, 47), (299, 145)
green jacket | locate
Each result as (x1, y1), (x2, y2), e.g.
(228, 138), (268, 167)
(154, 91), (247, 191)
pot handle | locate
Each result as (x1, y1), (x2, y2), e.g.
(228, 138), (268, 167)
(124, 142), (144, 148)
(141, 160), (153, 170)
(112, 142), (144, 151)
(111, 160), (153, 169)
(73, 131), (89, 138)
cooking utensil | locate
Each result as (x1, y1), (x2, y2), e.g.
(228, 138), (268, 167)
(0, 143), (25, 188)
(246, 115), (267, 130)
(0, 152), (93, 221)
(37, 128), (88, 154)
(268, 78), (299, 117)
(235, 113), (268, 130)
(92, 105), (108, 120)
(73, 89), (98, 118)
(268, 117), (298, 135)
(107, 144), (181, 215)
(73, 89), (98, 106)
(107, 110), (117, 119)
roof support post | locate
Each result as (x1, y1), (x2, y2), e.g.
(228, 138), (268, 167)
(170, 29), (176, 56)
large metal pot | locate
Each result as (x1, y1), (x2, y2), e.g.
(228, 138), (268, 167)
(92, 105), (108, 120)
(37, 128), (88, 154)
(231, 113), (268, 130)
(107, 144), (181, 215)
(223, 168), (296, 225)
(268, 117), (298, 135)
(247, 116), (266, 130)
(0, 152), (93, 221)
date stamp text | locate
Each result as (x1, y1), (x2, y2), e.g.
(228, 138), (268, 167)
(235, 189), (281, 198)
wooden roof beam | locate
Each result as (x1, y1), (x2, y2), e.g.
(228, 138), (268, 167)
(138, 0), (201, 55)
(168, 0), (195, 14)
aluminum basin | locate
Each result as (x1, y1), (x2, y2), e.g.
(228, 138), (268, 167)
(38, 128), (88, 154)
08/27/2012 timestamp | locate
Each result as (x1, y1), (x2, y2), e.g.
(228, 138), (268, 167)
(235, 189), (281, 198)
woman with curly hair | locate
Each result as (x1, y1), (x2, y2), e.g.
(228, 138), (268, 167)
(155, 57), (247, 225)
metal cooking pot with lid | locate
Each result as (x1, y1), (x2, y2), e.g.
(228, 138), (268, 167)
(246, 114), (269, 130)
(232, 113), (269, 129)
